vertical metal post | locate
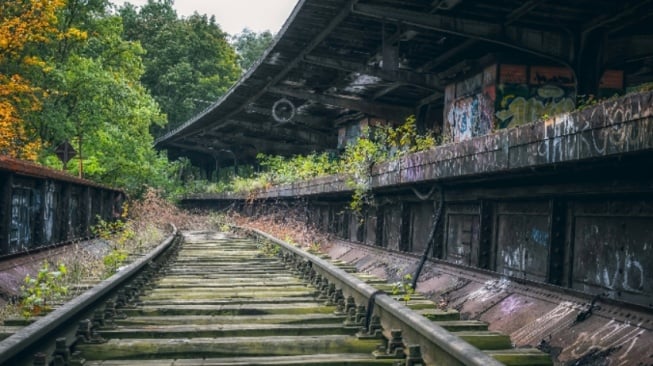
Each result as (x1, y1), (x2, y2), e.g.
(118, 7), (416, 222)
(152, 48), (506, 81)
(549, 199), (567, 286)
(0, 172), (13, 254)
(478, 200), (494, 270)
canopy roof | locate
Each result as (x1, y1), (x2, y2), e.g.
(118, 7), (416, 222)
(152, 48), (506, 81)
(155, 0), (653, 165)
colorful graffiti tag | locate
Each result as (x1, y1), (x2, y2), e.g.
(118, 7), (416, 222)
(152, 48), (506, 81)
(495, 65), (576, 129)
(445, 66), (496, 142)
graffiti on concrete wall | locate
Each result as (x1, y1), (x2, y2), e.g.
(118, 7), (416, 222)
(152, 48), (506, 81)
(495, 65), (576, 129)
(448, 93), (495, 142)
(445, 66), (497, 142)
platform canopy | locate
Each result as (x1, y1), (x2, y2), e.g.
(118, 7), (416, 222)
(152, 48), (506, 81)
(155, 0), (653, 166)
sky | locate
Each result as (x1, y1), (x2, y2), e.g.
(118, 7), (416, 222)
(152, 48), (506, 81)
(111, 0), (300, 35)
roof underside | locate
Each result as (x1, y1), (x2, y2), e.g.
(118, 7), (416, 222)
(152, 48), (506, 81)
(155, 0), (653, 165)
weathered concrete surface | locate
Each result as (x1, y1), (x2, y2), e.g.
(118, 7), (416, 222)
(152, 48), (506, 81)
(186, 91), (652, 200)
(321, 239), (653, 366)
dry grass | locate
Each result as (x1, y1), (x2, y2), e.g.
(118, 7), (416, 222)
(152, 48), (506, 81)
(229, 206), (332, 251)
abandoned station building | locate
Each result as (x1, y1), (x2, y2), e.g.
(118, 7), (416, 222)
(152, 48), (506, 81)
(156, 1), (653, 364)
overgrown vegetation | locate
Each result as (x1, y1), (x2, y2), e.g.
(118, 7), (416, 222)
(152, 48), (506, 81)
(19, 262), (69, 318)
(0, 0), (273, 199)
(392, 273), (415, 306)
(184, 115), (438, 213)
(3, 189), (213, 321)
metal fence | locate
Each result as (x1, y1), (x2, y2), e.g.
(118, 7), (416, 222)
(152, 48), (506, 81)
(0, 156), (125, 256)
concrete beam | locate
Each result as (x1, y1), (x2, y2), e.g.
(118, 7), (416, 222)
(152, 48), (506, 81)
(352, 3), (572, 64)
(269, 86), (414, 121)
(303, 55), (442, 91)
(212, 119), (336, 147)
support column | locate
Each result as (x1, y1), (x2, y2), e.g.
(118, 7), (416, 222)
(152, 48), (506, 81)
(575, 28), (606, 98)
(478, 200), (494, 270)
(0, 172), (13, 254)
(549, 199), (567, 286)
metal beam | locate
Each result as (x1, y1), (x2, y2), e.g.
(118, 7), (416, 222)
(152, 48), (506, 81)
(158, 0), (360, 144)
(303, 55), (442, 90)
(352, 3), (572, 65)
(372, 81), (405, 100)
(212, 119), (336, 146)
(269, 86), (414, 121)
(223, 0), (362, 122)
(244, 105), (331, 131)
(201, 132), (318, 156)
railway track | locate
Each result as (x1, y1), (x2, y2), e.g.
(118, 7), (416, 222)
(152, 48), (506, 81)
(0, 229), (552, 365)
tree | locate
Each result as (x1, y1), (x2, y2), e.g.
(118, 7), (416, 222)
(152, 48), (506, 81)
(231, 28), (274, 71)
(0, 0), (65, 160)
(119, 0), (241, 133)
(23, 0), (172, 194)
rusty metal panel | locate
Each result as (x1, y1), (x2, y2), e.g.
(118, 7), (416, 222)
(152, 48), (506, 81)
(496, 201), (551, 281)
(9, 187), (31, 253)
(478, 201), (493, 269)
(364, 208), (378, 246)
(572, 200), (653, 306)
(349, 213), (363, 242)
(409, 201), (433, 254)
(445, 203), (480, 266)
(69, 186), (81, 239)
(446, 214), (479, 266)
(381, 204), (402, 250)
(43, 181), (56, 244)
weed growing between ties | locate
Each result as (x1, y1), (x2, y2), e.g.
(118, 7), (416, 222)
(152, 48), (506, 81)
(1, 189), (213, 321)
(19, 262), (69, 318)
(392, 273), (415, 306)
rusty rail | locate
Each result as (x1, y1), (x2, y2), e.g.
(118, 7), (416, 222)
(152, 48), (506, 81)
(246, 226), (505, 366)
(0, 227), (179, 365)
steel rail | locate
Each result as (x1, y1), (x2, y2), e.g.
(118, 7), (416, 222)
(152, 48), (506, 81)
(246, 227), (504, 366)
(0, 226), (179, 365)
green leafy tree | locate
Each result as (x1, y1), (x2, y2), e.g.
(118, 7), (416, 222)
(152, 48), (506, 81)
(120, 0), (240, 132)
(231, 28), (274, 71)
(22, 0), (173, 195)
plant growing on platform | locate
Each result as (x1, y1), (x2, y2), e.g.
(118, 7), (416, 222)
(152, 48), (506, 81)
(19, 262), (69, 318)
(392, 273), (415, 305)
(340, 129), (385, 213)
(377, 115), (436, 157)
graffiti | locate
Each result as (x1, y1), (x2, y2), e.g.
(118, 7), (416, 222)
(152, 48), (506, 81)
(456, 73), (483, 97)
(43, 182), (55, 243)
(495, 85), (576, 129)
(574, 218), (650, 297)
(531, 227), (549, 246)
(563, 320), (646, 366)
(594, 250), (645, 293)
(9, 188), (32, 253)
(499, 295), (531, 315)
(511, 301), (577, 346)
(462, 278), (511, 304)
(447, 93), (494, 142)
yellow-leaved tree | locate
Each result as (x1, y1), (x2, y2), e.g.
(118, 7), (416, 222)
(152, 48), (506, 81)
(0, 0), (64, 160)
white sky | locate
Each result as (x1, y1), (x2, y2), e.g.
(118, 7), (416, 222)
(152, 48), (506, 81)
(111, 0), (300, 35)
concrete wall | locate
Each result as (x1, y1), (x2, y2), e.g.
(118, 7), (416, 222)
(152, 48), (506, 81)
(183, 91), (653, 309)
(296, 181), (653, 308)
